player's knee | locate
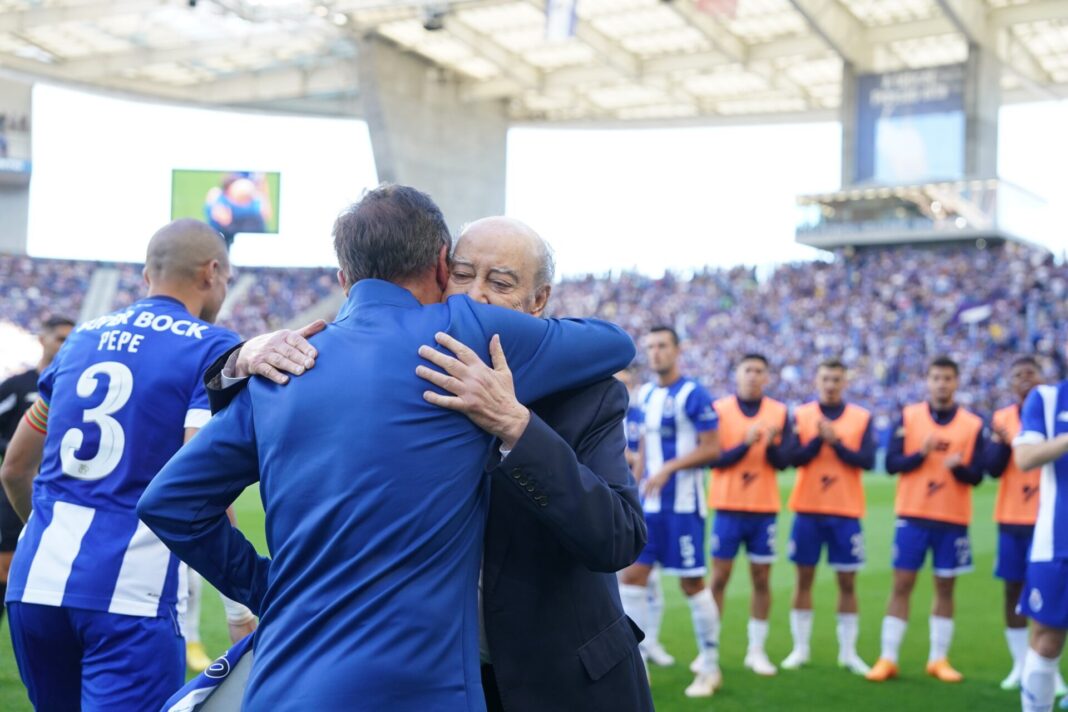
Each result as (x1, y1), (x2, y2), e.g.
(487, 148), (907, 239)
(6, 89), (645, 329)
(679, 577), (704, 596)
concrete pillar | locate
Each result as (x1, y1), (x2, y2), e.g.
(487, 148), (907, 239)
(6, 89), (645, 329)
(0, 74), (32, 254)
(357, 36), (509, 233)
(963, 43), (1000, 179)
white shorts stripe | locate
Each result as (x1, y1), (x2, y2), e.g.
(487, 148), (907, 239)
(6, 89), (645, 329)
(108, 520), (173, 617)
(21, 501), (95, 607)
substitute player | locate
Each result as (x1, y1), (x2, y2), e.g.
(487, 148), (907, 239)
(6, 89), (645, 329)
(1014, 354), (1068, 712)
(0, 220), (251, 711)
(619, 326), (723, 697)
(782, 358), (874, 675)
(707, 353), (792, 676)
(984, 356), (1066, 692)
(868, 356), (985, 684)
(0, 315), (73, 622)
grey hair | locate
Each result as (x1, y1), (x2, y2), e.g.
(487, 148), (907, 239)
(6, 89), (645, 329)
(534, 236), (556, 289)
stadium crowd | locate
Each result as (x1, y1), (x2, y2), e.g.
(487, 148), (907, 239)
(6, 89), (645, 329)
(552, 241), (1068, 430)
(2, 242), (1066, 428)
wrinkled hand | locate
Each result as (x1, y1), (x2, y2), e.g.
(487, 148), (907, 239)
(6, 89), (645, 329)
(417, 333), (530, 449)
(744, 424), (764, 445)
(944, 452), (964, 470)
(818, 420), (839, 445)
(228, 320), (327, 384)
(642, 465), (676, 499)
(228, 619), (257, 644)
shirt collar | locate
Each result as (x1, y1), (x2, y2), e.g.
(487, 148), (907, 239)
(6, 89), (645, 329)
(336, 279), (423, 321)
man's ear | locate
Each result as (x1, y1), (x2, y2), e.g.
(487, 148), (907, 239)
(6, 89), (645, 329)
(435, 244), (449, 291)
(337, 268), (351, 296)
(530, 284), (552, 318)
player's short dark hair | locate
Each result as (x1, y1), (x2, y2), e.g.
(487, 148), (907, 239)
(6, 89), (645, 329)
(333, 184), (452, 286)
(43, 316), (75, 331)
(649, 325), (679, 345)
(1011, 355), (1041, 370)
(738, 353), (769, 368)
(928, 356), (959, 375)
(818, 357), (847, 371)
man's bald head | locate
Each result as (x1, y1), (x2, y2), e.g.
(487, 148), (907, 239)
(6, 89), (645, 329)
(446, 217), (555, 317)
(457, 217), (555, 290)
(143, 219), (231, 323)
(145, 219), (229, 282)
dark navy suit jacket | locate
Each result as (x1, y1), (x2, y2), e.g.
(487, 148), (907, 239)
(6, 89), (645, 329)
(198, 333), (653, 712)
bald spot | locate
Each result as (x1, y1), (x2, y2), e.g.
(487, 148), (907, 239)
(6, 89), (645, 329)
(457, 216), (549, 287)
(145, 219), (229, 283)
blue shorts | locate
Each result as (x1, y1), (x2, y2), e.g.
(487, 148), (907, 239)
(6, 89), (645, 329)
(788, 513), (865, 571)
(892, 518), (972, 577)
(711, 511), (777, 564)
(995, 524), (1035, 583)
(636, 511), (706, 576)
(1021, 559), (1068, 629)
(7, 602), (184, 712)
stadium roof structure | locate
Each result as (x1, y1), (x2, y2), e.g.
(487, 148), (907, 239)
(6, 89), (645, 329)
(1, 0), (1067, 123)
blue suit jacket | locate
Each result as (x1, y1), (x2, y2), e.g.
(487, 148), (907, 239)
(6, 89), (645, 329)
(137, 280), (635, 712)
(482, 378), (653, 711)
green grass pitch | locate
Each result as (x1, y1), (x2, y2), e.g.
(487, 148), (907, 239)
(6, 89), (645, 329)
(1, 473), (1059, 710)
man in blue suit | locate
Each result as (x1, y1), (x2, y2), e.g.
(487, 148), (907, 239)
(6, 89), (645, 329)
(137, 186), (636, 712)
(196, 216), (654, 711)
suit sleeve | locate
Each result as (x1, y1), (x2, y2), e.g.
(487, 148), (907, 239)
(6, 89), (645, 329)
(0, 376), (17, 455)
(464, 299), (636, 404)
(491, 380), (646, 573)
(203, 342), (247, 415)
(137, 388), (270, 614)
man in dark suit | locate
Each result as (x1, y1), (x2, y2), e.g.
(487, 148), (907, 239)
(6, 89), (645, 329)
(203, 216), (653, 712)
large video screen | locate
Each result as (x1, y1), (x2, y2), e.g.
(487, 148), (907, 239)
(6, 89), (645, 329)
(171, 170), (280, 242)
(855, 64), (965, 185)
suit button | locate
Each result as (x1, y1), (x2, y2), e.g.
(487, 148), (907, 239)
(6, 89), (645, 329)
(511, 470), (522, 480)
(538, 498), (548, 507)
(525, 484), (535, 492)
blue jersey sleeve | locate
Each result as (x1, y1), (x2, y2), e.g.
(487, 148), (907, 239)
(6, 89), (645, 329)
(137, 387), (269, 614)
(186, 330), (241, 427)
(458, 298), (636, 404)
(1016, 387), (1050, 445)
(685, 385), (718, 433)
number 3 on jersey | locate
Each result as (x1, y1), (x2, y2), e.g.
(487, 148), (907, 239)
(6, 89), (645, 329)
(60, 361), (134, 481)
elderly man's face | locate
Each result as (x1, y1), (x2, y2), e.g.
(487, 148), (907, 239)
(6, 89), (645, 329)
(445, 227), (547, 316)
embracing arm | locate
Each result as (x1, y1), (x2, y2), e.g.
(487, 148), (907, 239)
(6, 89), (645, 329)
(137, 390), (269, 614)
(492, 380), (646, 572)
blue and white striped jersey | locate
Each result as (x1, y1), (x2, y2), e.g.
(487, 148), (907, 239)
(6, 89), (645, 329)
(6, 296), (238, 618)
(1016, 381), (1068, 563)
(638, 376), (717, 515)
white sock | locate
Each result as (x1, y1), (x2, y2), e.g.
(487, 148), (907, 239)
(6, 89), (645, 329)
(1007, 627), (1029, 668)
(748, 618), (769, 655)
(182, 570), (203, 643)
(837, 613), (860, 660)
(880, 616), (907, 664)
(687, 589), (721, 672)
(790, 609), (813, 654)
(621, 585), (650, 657)
(929, 615), (954, 663)
(1021, 648), (1060, 712)
(646, 570), (665, 647)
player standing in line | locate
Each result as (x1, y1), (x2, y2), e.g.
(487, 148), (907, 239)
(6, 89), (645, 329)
(617, 367), (674, 668)
(867, 356), (985, 684)
(0, 315), (73, 623)
(782, 358), (875, 675)
(706, 353), (792, 676)
(1014, 347), (1068, 712)
(619, 326), (723, 697)
(0, 220), (254, 711)
(985, 356), (1066, 694)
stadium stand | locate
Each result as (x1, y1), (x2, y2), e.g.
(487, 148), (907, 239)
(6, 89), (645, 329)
(3, 242), (1066, 431)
